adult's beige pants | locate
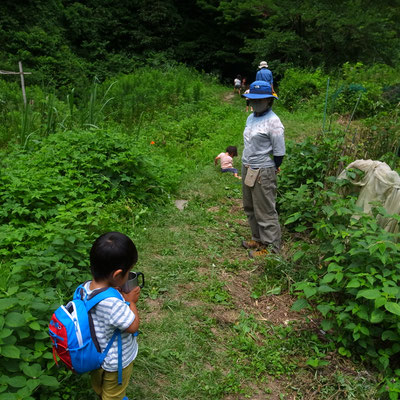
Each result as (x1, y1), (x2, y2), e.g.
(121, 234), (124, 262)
(242, 165), (281, 250)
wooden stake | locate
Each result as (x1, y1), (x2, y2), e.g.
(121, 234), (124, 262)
(0, 62), (32, 106)
(19, 61), (27, 107)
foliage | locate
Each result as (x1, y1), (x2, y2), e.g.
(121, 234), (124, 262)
(0, 66), (222, 149)
(240, 0), (400, 76)
(293, 199), (400, 372)
(278, 62), (400, 118)
(279, 68), (327, 111)
(1, 0), (400, 87)
(277, 124), (400, 397)
(277, 131), (349, 232)
(0, 128), (174, 399)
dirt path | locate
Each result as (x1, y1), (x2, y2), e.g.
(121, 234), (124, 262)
(129, 151), (378, 399)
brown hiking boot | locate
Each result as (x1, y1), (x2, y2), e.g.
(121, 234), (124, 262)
(242, 240), (262, 249)
(248, 248), (270, 259)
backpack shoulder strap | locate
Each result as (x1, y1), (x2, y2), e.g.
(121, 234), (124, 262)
(74, 283), (124, 311)
(86, 287), (124, 311)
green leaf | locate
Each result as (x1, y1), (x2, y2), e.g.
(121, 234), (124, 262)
(285, 212), (301, 225)
(5, 312), (25, 328)
(321, 319), (333, 331)
(306, 358), (319, 368)
(375, 297), (387, 308)
(266, 287), (281, 296)
(291, 298), (309, 311)
(292, 250), (304, 262)
(0, 298), (17, 311)
(8, 376), (26, 388)
(382, 330), (399, 341)
(26, 379), (40, 391)
(28, 322), (41, 331)
(338, 347), (351, 357)
(356, 289), (381, 300)
(0, 393), (18, 400)
(0, 329), (13, 339)
(370, 309), (385, 323)
(0, 345), (21, 359)
(39, 375), (59, 387)
(318, 285), (336, 293)
(346, 279), (361, 288)
(304, 286), (317, 298)
(321, 273), (335, 284)
(385, 302), (400, 316)
(22, 363), (42, 379)
(317, 304), (331, 317)
(359, 326), (369, 335)
(379, 355), (389, 370)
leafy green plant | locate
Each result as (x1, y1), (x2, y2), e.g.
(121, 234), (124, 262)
(292, 198), (400, 374)
(202, 281), (231, 305)
(279, 68), (327, 111)
(0, 126), (178, 398)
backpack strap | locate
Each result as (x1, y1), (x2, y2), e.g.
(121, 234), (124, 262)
(85, 287), (124, 311)
(73, 283), (124, 311)
(100, 329), (123, 385)
(74, 283), (125, 385)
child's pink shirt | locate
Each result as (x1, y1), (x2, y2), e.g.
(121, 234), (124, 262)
(218, 152), (233, 169)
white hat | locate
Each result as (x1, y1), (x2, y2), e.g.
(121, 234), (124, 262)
(258, 61), (268, 69)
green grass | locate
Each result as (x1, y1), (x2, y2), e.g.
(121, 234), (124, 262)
(120, 165), (379, 400)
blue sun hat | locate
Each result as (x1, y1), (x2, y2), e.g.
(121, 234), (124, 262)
(242, 81), (278, 100)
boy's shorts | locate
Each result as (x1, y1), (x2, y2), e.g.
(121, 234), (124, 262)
(91, 361), (134, 400)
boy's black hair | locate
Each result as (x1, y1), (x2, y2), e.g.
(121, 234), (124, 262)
(90, 232), (138, 281)
(226, 146), (238, 157)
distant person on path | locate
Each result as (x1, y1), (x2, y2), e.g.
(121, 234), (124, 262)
(234, 75), (242, 95)
(215, 146), (241, 179)
(88, 232), (141, 400)
(244, 88), (252, 113)
(256, 61), (274, 92)
(241, 81), (285, 257)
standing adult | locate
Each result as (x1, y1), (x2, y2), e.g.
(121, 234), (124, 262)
(256, 61), (274, 92)
(241, 81), (285, 256)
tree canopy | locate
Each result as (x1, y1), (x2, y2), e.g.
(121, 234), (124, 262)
(0, 0), (399, 88)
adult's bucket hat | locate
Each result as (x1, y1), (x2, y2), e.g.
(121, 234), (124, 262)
(242, 81), (278, 100)
(258, 61), (268, 69)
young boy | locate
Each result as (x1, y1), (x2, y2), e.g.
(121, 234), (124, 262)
(86, 231), (140, 400)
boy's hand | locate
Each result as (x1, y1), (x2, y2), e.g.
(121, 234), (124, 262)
(122, 286), (141, 304)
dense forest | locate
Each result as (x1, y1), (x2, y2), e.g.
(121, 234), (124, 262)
(1, 0), (400, 88)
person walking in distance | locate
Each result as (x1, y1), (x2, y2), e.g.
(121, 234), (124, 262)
(234, 75), (242, 95)
(256, 61), (274, 93)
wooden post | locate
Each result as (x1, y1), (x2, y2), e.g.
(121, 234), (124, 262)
(19, 61), (27, 107)
(0, 63), (32, 106)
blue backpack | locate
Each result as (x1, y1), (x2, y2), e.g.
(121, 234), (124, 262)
(49, 283), (124, 384)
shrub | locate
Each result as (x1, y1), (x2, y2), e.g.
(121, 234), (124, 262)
(278, 68), (327, 111)
(293, 198), (400, 373)
(0, 128), (174, 399)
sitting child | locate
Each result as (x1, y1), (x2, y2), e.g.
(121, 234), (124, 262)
(214, 146), (241, 179)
